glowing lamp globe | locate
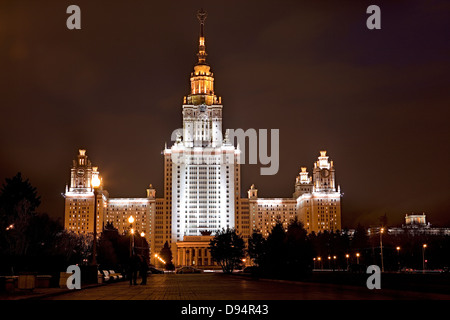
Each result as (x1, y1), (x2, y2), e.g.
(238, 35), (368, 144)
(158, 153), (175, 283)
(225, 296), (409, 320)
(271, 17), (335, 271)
(91, 175), (101, 188)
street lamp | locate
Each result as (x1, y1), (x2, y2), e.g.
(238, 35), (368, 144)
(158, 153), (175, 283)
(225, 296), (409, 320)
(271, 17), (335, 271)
(140, 232), (145, 255)
(356, 253), (360, 265)
(345, 254), (350, 270)
(396, 246), (401, 271)
(128, 215), (135, 256)
(91, 172), (101, 266)
(318, 257), (322, 269)
(380, 227), (384, 272)
(422, 244), (427, 273)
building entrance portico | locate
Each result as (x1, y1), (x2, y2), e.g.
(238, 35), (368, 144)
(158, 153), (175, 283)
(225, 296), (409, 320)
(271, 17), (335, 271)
(176, 235), (218, 269)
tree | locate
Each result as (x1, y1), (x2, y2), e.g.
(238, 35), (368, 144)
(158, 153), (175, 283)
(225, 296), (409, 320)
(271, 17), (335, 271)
(209, 228), (245, 273)
(54, 230), (84, 265)
(254, 218), (313, 279)
(351, 224), (369, 267)
(0, 172), (41, 223)
(261, 220), (286, 276)
(352, 224), (369, 252)
(247, 231), (266, 267)
(0, 173), (49, 257)
(135, 231), (150, 268)
(97, 223), (119, 269)
(285, 217), (313, 275)
(160, 241), (174, 270)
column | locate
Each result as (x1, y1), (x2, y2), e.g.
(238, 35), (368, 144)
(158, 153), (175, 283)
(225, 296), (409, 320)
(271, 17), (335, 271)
(194, 247), (198, 266)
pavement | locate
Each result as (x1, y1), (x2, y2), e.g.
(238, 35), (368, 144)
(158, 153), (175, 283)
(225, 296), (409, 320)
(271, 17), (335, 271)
(0, 283), (102, 300)
(23, 273), (449, 300)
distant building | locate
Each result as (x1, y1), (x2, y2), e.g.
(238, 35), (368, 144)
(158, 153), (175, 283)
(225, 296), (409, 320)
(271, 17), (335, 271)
(368, 213), (450, 236)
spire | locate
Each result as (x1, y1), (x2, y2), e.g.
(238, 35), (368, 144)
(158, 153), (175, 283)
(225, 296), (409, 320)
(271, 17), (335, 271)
(186, 9), (220, 106)
(196, 8), (208, 64)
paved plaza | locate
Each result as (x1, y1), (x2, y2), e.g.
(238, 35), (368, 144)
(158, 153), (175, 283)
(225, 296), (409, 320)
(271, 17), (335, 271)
(39, 273), (450, 300)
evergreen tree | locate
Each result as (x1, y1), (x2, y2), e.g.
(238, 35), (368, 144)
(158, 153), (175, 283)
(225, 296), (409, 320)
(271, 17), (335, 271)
(160, 241), (175, 270)
(247, 231), (266, 267)
(285, 217), (313, 275)
(0, 172), (41, 223)
(261, 220), (286, 277)
(209, 228), (245, 273)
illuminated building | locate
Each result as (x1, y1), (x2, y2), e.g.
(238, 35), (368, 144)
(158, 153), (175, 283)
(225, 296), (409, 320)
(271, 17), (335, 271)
(63, 10), (342, 267)
(165, 9), (239, 243)
(237, 151), (342, 240)
(63, 149), (106, 235)
(162, 10), (240, 266)
(381, 214), (450, 236)
(176, 232), (216, 267)
(63, 149), (155, 256)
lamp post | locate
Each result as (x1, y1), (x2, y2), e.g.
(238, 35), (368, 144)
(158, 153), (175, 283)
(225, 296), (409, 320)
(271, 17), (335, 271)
(128, 215), (135, 256)
(318, 257), (322, 269)
(422, 244), (427, 273)
(345, 254), (350, 270)
(91, 173), (101, 266)
(396, 246), (401, 272)
(140, 232), (145, 256)
(356, 253), (360, 265)
(380, 227), (384, 272)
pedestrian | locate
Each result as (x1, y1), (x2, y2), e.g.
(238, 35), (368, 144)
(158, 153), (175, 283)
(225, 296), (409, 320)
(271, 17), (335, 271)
(140, 255), (149, 285)
(128, 253), (140, 285)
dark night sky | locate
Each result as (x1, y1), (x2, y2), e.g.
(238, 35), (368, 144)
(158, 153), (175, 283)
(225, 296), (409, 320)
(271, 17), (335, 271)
(1, 0), (449, 228)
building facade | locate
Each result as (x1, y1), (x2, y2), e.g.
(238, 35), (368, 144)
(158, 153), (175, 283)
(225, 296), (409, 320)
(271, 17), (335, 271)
(385, 214), (450, 236)
(236, 150), (342, 241)
(63, 149), (106, 236)
(63, 11), (342, 268)
(164, 11), (240, 265)
(176, 234), (216, 268)
(63, 149), (157, 260)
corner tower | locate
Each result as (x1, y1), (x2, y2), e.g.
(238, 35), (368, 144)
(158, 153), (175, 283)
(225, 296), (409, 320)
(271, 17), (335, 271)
(63, 149), (106, 234)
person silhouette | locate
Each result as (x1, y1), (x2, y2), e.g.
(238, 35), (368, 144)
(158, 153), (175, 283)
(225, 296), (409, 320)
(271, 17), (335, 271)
(128, 253), (140, 285)
(140, 255), (149, 285)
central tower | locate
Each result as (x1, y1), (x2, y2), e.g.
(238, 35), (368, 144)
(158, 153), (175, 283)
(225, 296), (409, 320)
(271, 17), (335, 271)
(182, 9), (223, 148)
(165, 10), (241, 257)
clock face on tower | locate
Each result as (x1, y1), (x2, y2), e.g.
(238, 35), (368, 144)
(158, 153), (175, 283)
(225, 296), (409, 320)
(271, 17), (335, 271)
(77, 168), (85, 176)
(321, 169), (330, 178)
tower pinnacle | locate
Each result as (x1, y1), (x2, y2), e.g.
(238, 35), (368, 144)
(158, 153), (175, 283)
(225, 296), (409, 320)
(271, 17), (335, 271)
(185, 9), (221, 105)
(196, 8), (208, 64)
